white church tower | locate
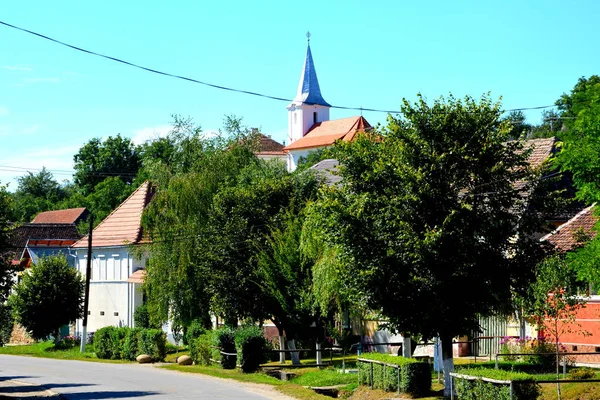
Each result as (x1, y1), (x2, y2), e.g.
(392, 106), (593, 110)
(287, 33), (331, 145)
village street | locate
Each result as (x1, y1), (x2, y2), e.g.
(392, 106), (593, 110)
(0, 355), (293, 400)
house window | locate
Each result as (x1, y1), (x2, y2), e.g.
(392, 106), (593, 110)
(100, 311), (105, 316)
(572, 345), (578, 351)
(87, 311), (91, 315)
(595, 346), (600, 353)
(114, 312), (119, 316)
(313, 112), (317, 124)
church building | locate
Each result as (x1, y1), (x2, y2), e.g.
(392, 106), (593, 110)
(283, 38), (372, 171)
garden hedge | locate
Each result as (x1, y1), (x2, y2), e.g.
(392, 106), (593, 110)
(215, 327), (237, 369)
(358, 353), (431, 396)
(453, 368), (540, 400)
(234, 325), (268, 373)
(94, 326), (167, 362)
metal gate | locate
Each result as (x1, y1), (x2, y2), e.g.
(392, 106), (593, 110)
(473, 315), (509, 357)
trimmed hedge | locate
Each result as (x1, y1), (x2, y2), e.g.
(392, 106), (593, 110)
(454, 368), (541, 400)
(93, 326), (167, 362)
(235, 325), (268, 373)
(358, 353), (431, 397)
(190, 332), (217, 366)
(215, 327), (237, 369)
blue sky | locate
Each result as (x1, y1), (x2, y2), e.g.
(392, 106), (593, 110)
(1, 0), (599, 188)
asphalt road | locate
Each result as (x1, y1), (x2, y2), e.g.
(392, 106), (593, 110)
(0, 355), (289, 399)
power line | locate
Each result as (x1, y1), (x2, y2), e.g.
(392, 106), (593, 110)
(0, 19), (564, 115)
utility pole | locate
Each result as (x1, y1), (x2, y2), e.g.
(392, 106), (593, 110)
(80, 215), (93, 353)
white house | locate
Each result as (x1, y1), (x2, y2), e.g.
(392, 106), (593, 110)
(71, 182), (154, 335)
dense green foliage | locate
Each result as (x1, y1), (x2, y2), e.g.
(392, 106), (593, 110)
(189, 331), (218, 366)
(10, 255), (84, 341)
(357, 353), (431, 396)
(454, 368), (540, 400)
(215, 327), (237, 369)
(133, 304), (159, 330)
(183, 319), (206, 346)
(303, 95), (551, 394)
(94, 326), (166, 361)
(73, 134), (140, 195)
(234, 325), (268, 373)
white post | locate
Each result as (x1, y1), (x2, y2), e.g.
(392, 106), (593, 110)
(316, 342), (322, 365)
(279, 335), (286, 364)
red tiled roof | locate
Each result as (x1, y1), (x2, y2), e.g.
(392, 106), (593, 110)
(127, 268), (146, 284)
(72, 182), (155, 248)
(256, 134), (285, 155)
(541, 204), (598, 252)
(522, 137), (556, 169)
(284, 116), (372, 151)
(31, 208), (88, 224)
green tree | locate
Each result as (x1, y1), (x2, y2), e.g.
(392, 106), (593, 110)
(304, 94), (549, 396)
(10, 168), (67, 222)
(141, 117), (258, 330)
(10, 255), (84, 342)
(555, 76), (600, 204)
(0, 182), (17, 345)
(256, 210), (322, 364)
(525, 256), (587, 400)
(73, 134), (140, 195)
(502, 110), (531, 138)
(529, 110), (564, 139)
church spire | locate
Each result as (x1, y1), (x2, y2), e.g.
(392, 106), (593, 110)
(292, 32), (331, 107)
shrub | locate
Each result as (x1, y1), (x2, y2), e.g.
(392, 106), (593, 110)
(94, 326), (118, 359)
(122, 328), (142, 361)
(358, 353), (431, 396)
(138, 329), (167, 362)
(569, 367), (596, 380)
(55, 335), (80, 350)
(235, 325), (268, 373)
(133, 305), (155, 329)
(454, 368), (540, 400)
(183, 319), (206, 346)
(0, 304), (13, 346)
(111, 327), (130, 360)
(190, 332), (216, 366)
(215, 327), (236, 369)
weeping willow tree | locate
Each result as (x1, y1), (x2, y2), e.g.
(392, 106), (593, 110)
(140, 116), (263, 330)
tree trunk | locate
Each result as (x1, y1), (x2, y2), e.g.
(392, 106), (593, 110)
(287, 339), (301, 365)
(440, 334), (455, 398)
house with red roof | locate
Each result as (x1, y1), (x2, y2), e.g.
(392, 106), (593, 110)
(540, 204), (600, 362)
(283, 41), (372, 171)
(71, 182), (154, 334)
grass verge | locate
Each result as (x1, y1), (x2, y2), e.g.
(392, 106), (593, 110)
(0, 341), (128, 363)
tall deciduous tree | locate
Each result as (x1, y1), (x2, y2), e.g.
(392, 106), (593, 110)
(555, 75), (600, 204)
(10, 255), (84, 342)
(304, 94), (549, 395)
(11, 168), (67, 223)
(73, 134), (140, 195)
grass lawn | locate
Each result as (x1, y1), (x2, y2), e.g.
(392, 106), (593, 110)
(0, 341), (128, 363)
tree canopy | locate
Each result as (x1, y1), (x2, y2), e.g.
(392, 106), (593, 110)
(303, 94), (551, 393)
(10, 255), (84, 341)
(73, 134), (140, 195)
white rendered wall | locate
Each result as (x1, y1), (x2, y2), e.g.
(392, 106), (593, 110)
(74, 246), (146, 335)
(287, 103), (330, 144)
(287, 147), (325, 171)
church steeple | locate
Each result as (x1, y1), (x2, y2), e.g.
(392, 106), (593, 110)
(287, 33), (331, 146)
(292, 36), (331, 107)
